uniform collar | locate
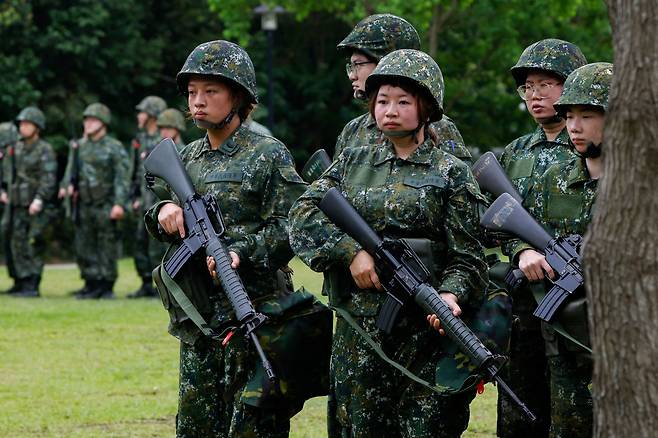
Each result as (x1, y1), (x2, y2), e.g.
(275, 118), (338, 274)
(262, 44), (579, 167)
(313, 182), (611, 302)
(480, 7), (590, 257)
(567, 158), (594, 187)
(365, 113), (377, 129)
(190, 124), (244, 159)
(373, 137), (434, 167)
(528, 125), (571, 149)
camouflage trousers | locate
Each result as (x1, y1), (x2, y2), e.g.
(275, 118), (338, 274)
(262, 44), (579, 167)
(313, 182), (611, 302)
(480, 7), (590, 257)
(331, 314), (475, 438)
(8, 206), (53, 279)
(545, 328), (593, 438)
(177, 335), (291, 438)
(1, 205), (16, 279)
(133, 205), (167, 280)
(497, 284), (551, 438)
(74, 203), (121, 281)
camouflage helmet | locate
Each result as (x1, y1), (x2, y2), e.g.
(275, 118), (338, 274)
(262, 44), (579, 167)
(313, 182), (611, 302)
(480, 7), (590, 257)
(554, 62), (613, 116)
(83, 103), (112, 125)
(365, 49), (444, 122)
(176, 40), (258, 104)
(511, 38), (587, 86)
(0, 121), (19, 146)
(135, 96), (167, 117)
(337, 14), (421, 61)
(156, 108), (187, 132)
(16, 106), (46, 131)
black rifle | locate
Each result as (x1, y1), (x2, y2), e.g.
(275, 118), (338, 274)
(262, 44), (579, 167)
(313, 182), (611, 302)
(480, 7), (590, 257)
(129, 138), (142, 202)
(143, 138), (275, 382)
(471, 151), (523, 203)
(69, 140), (81, 224)
(480, 193), (584, 322)
(318, 187), (536, 421)
(300, 149), (332, 183)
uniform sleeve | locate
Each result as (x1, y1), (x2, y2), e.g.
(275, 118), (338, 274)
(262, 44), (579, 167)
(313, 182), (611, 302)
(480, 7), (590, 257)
(332, 125), (349, 160)
(432, 117), (472, 163)
(439, 165), (489, 306)
(112, 142), (130, 208)
(225, 146), (307, 271)
(35, 143), (57, 202)
(499, 140), (531, 261)
(288, 150), (362, 272)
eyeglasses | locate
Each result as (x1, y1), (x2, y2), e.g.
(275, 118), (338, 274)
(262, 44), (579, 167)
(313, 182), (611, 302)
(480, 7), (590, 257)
(345, 60), (375, 75)
(517, 82), (561, 100)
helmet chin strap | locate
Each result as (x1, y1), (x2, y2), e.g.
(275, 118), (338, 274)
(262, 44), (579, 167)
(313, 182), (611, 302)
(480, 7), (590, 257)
(576, 142), (602, 159)
(381, 123), (424, 144)
(194, 109), (237, 130)
(354, 89), (368, 101)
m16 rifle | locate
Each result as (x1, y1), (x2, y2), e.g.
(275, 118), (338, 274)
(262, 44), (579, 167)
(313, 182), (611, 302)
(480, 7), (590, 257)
(480, 193), (585, 323)
(300, 149), (332, 183)
(144, 138), (276, 382)
(318, 187), (536, 421)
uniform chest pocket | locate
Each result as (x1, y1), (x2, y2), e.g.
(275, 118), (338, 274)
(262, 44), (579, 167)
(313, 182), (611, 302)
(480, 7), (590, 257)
(507, 157), (535, 180)
(204, 170), (244, 203)
(401, 176), (448, 224)
(546, 193), (582, 220)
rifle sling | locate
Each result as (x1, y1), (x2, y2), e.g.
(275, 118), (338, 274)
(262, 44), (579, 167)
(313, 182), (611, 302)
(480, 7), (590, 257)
(330, 304), (451, 396)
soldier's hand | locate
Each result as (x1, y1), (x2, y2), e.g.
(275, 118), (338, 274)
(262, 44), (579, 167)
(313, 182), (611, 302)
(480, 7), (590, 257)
(206, 252), (240, 278)
(518, 249), (554, 281)
(66, 184), (75, 197)
(158, 202), (185, 238)
(57, 188), (66, 199)
(427, 292), (461, 336)
(132, 199), (141, 211)
(110, 205), (125, 220)
(349, 250), (382, 291)
(28, 199), (43, 215)
(0, 191), (7, 204)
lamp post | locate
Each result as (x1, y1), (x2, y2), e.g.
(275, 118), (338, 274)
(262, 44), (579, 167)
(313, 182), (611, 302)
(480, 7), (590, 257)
(254, 5), (285, 132)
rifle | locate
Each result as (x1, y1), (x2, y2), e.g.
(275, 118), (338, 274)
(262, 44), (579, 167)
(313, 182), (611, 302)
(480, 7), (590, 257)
(129, 138), (142, 202)
(300, 149), (332, 183)
(68, 139), (81, 224)
(318, 187), (536, 421)
(143, 138), (276, 382)
(471, 151), (522, 203)
(480, 193), (584, 322)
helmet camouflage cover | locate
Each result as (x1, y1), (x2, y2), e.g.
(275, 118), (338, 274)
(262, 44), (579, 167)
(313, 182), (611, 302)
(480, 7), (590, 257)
(176, 40), (258, 104)
(554, 62), (613, 116)
(337, 14), (421, 60)
(0, 121), (19, 146)
(157, 108), (187, 132)
(83, 102), (112, 125)
(365, 49), (444, 122)
(16, 106), (46, 131)
(511, 38), (587, 86)
(136, 96), (167, 117)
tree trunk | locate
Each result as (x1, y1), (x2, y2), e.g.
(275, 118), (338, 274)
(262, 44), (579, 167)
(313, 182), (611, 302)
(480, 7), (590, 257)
(585, 1), (658, 437)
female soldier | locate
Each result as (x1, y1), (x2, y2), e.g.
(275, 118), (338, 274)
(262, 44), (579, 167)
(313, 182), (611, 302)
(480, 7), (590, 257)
(289, 49), (488, 437)
(144, 40), (307, 437)
(516, 62), (613, 438)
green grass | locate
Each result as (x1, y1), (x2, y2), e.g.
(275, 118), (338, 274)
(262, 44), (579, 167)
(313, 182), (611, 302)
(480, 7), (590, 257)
(0, 258), (497, 437)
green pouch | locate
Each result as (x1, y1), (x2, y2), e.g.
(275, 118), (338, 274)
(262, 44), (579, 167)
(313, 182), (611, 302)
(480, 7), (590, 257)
(242, 287), (332, 408)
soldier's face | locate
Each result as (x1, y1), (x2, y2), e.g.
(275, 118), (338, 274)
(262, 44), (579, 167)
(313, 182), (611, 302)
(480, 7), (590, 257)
(348, 52), (376, 98)
(566, 105), (605, 153)
(18, 121), (38, 140)
(83, 117), (104, 136)
(137, 111), (149, 129)
(524, 72), (564, 122)
(187, 77), (234, 125)
(374, 85), (419, 133)
(159, 127), (178, 140)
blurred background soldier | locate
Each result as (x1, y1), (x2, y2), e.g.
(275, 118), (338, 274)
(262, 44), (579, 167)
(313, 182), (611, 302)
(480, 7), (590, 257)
(496, 38), (587, 438)
(156, 108), (186, 150)
(0, 108), (57, 297)
(0, 121), (20, 293)
(59, 103), (129, 299)
(128, 96), (167, 298)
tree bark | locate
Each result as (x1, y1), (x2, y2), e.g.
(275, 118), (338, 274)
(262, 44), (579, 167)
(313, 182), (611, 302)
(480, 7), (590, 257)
(585, 1), (658, 437)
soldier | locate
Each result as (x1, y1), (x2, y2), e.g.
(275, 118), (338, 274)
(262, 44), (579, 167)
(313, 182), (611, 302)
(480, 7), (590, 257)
(334, 13), (472, 163)
(144, 40), (307, 436)
(517, 62), (612, 438)
(128, 96), (167, 298)
(59, 103), (129, 299)
(156, 108), (186, 150)
(0, 121), (20, 293)
(496, 39), (587, 437)
(244, 114), (273, 137)
(0, 108), (57, 297)
(289, 49), (488, 437)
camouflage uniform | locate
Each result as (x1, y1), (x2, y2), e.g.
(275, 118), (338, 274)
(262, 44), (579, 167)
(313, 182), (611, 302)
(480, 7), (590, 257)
(496, 39), (587, 438)
(0, 121), (20, 292)
(514, 62), (613, 438)
(3, 108), (57, 296)
(145, 40), (309, 438)
(61, 103), (130, 297)
(290, 49), (488, 437)
(129, 96), (168, 298)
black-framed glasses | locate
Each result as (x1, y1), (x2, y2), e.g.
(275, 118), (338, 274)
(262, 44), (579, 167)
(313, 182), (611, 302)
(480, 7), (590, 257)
(345, 60), (375, 75)
(517, 82), (561, 100)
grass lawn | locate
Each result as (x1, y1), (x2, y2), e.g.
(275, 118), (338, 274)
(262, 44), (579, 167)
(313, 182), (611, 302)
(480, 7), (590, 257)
(0, 258), (497, 437)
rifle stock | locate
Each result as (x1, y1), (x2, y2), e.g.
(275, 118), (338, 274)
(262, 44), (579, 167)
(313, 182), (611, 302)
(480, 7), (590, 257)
(301, 149), (332, 183)
(472, 152), (523, 202)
